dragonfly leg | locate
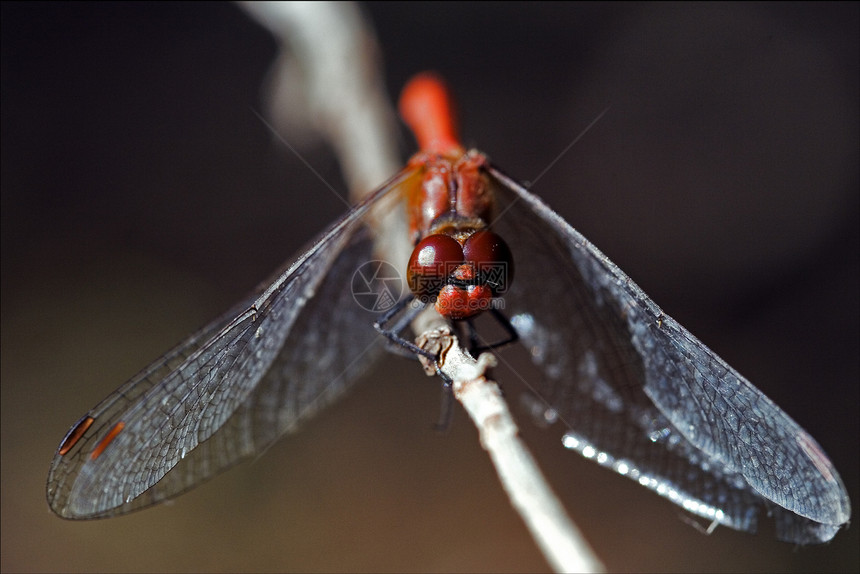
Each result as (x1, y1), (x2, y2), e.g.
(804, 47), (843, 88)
(462, 307), (520, 355)
(374, 296), (430, 358)
(374, 296), (455, 385)
(433, 383), (455, 432)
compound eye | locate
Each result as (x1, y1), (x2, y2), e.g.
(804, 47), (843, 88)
(462, 230), (514, 294)
(407, 234), (464, 297)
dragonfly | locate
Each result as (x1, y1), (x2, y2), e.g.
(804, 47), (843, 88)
(47, 72), (850, 545)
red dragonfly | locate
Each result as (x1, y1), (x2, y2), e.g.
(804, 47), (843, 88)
(47, 73), (850, 545)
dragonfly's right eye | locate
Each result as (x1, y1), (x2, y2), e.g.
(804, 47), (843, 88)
(462, 230), (514, 294)
(407, 234), (464, 298)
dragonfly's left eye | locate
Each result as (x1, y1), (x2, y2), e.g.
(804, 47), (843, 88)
(463, 230), (514, 294)
(407, 234), (464, 298)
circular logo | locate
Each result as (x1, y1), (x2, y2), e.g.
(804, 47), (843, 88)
(351, 260), (404, 312)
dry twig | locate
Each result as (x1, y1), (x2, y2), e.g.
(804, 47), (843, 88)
(239, 3), (604, 571)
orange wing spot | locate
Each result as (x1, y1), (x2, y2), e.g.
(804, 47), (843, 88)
(399, 72), (463, 157)
(58, 416), (95, 456)
(90, 421), (126, 460)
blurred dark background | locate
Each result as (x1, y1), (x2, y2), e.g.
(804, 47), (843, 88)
(2, 2), (857, 572)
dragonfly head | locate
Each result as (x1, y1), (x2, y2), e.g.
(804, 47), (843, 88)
(406, 229), (514, 320)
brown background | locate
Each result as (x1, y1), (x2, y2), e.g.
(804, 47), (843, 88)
(2, 2), (857, 572)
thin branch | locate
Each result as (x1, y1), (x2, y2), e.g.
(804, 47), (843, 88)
(238, 1), (400, 198)
(239, 0), (410, 270)
(239, 3), (604, 571)
(416, 310), (604, 573)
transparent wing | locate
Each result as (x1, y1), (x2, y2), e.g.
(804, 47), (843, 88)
(46, 167), (417, 519)
(487, 164), (850, 544)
